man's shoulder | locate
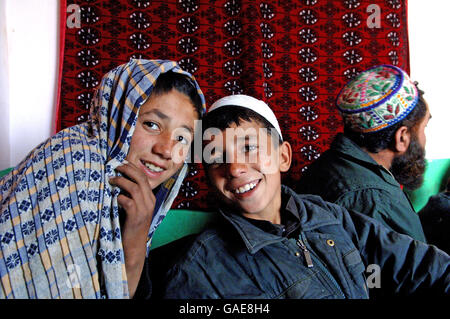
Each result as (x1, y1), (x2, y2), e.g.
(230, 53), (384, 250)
(306, 149), (377, 180)
(297, 149), (393, 199)
(333, 187), (409, 216)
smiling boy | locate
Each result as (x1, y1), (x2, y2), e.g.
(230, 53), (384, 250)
(158, 94), (449, 299)
(201, 96), (289, 225)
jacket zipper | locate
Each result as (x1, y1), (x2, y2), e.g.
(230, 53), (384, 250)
(296, 239), (313, 268)
(298, 233), (345, 298)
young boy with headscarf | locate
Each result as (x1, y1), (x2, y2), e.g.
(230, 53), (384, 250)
(0, 59), (205, 298)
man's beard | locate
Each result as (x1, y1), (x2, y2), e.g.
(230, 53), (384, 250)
(390, 136), (426, 191)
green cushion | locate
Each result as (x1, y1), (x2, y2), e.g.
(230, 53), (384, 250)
(0, 167), (13, 178)
(405, 158), (450, 211)
(150, 209), (218, 250)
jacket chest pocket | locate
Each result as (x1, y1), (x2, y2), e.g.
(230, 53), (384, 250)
(343, 248), (368, 296)
(344, 249), (366, 276)
(279, 269), (339, 299)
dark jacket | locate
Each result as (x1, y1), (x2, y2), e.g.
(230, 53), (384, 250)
(159, 186), (449, 299)
(419, 191), (450, 254)
(297, 133), (426, 242)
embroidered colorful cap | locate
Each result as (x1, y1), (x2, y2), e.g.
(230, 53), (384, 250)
(336, 64), (419, 133)
(209, 94), (283, 141)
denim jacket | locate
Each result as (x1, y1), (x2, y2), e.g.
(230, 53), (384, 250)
(162, 186), (449, 299)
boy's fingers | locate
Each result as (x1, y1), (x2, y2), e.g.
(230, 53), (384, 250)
(109, 175), (155, 204)
(109, 176), (141, 197)
(115, 162), (151, 189)
(117, 194), (135, 212)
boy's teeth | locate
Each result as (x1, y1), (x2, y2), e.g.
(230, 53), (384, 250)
(235, 182), (257, 194)
(144, 162), (163, 172)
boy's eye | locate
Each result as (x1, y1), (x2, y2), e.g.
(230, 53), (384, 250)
(244, 144), (258, 152)
(143, 121), (159, 130)
(176, 135), (190, 145)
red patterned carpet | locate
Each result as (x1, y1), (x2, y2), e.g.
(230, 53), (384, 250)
(58, 0), (410, 210)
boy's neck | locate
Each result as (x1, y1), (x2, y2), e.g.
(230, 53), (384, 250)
(241, 189), (283, 225)
(242, 211), (281, 225)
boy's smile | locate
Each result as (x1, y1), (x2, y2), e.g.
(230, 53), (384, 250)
(204, 120), (291, 223)
(232, 179), (259, 195)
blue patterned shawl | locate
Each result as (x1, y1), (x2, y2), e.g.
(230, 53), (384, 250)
(0, 59), (206, 298)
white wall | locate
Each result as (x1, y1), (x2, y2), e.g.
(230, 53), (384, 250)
(1, 0), (59, 170)
(408, 0), (450, 160)
(0, 0), (11, 170)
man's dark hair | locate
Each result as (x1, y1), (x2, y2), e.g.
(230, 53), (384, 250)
(152, 71), (204, 118)
(343, 84), (427, 153)
(202, 105), (283, 145)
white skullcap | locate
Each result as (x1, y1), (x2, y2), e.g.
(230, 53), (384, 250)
(208, 94), (283, 141)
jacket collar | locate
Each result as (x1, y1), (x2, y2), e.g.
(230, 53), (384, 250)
(219, 186), (341, 254)
(330, 133), (400, 187)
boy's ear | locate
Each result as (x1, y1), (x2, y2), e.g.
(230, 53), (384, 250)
(394, 126), (411, 154)
(279, 141), (292, 173)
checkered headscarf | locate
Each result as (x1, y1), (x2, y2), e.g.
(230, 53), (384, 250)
(0, 59), (206, 298)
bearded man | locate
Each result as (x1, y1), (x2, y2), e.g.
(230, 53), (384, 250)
(297, 65), (430, 242)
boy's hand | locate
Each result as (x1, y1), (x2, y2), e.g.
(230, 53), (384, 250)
(109, 161), (155, 298)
